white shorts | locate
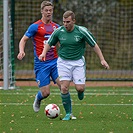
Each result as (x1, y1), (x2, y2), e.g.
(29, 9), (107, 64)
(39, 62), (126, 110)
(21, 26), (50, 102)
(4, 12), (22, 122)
(57, 57), (86, 84)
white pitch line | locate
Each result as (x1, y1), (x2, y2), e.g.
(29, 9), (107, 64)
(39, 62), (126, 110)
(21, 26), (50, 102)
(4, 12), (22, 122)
(55, 92), (133, 95)
(25, 89), (133, 92)
(0, 103), (132, 106)
(0, 92), (133, 96)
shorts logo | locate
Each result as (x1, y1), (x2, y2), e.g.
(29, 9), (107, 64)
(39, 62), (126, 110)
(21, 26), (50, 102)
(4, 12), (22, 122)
(37, 80), (40, 86)
(78, 79), (82, 82)
(59, 76), (62, 79)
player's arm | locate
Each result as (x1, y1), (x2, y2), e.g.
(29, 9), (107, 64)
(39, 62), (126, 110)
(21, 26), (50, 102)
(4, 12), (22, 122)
(39, 28), (59, 61)
(17, 24), (37, 60)
(81, 27), (109, 69)
(39, 43), (51, 61)
(93, 44), (110, 69)
(17, 35), (29, 60)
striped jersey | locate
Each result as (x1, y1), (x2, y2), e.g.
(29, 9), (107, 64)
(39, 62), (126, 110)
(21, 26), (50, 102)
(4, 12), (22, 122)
(25, 20), (59, 62)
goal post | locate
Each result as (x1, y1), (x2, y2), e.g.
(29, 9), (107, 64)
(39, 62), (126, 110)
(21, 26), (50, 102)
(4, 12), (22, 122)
(2, 0), (16, 90)
(3, 0), (9, 90)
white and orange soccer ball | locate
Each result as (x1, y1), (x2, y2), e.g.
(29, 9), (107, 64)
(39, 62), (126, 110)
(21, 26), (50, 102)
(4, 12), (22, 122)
(45, 104), (60, 119)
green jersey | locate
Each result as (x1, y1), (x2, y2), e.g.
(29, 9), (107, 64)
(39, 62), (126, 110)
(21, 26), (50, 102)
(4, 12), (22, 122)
(48, 25), (96, 60)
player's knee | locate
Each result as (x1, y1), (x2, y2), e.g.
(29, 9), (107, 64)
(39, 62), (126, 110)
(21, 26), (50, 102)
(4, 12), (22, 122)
(40, 87), (50, 98)
(56, 78), (61, 90)
(76, 85), (85, 93)
(61, 85), (69, 94)
(42, 91), (50, 98)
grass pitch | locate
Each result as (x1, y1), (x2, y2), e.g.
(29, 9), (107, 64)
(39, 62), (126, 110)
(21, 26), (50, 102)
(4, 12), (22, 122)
(0, 86), (132, 133)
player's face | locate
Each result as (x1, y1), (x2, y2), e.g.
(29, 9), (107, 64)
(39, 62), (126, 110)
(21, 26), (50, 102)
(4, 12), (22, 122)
(63, 16), (75, 32)
(41, 6), (53, 21)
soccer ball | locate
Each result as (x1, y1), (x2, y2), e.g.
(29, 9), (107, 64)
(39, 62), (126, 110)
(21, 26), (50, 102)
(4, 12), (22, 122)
(45, 104), (60, 119)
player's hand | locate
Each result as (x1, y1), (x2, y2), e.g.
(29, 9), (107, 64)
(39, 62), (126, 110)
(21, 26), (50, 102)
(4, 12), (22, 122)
(17, 52), (25, 60)
(38, 54), (46, 61)
(101, 60), (110, 69)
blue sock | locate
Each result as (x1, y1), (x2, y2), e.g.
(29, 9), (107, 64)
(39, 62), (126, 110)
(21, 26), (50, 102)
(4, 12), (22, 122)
(61, 92), (71, 114)
(37, 91), (44, 101)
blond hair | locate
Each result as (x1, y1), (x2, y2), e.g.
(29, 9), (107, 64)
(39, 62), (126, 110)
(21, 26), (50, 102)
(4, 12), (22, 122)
(41, 1), (54, 10)
(63, 10), (75, 20)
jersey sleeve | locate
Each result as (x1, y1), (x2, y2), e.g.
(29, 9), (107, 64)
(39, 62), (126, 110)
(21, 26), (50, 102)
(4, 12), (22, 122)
(25, 23), (38, 38)
(47, 28), (59, 47)
(79, 26), (97, 47)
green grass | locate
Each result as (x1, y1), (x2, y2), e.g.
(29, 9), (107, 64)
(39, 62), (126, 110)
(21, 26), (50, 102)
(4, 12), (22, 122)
(0, 86), (133, 133)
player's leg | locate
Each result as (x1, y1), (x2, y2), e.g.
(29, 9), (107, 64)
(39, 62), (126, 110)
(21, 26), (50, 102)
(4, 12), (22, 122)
(57, 57), (74, 120)
(73, 57), (86, 100)
(33, 63), (51, 112)
(56, 78), (76, 120)
(50, 58), (61, 90)
(50, 58), (76, 119)
(75, 84), (85, 100)
(73, 70), (86, 100)
(51, 60), (74, 119)
(60, 80), (72, 120)
(54, 75), (74, 120)
(33, 85), (50, 112)
(58, 79), (76, 120)
(50, 58), (71, 116)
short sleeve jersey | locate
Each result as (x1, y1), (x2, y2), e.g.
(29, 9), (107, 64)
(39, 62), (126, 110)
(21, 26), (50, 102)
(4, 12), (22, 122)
(47, 25), (97, 60)
(25, 20), (59, 62)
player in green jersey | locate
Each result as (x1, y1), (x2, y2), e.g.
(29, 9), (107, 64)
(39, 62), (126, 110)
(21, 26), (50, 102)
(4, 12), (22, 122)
(39, 10), (110, 120)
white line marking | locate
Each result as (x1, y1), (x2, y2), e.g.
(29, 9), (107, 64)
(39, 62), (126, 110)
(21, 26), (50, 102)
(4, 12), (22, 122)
(0, 103), (132, 106)
(0, 93), (133, 96)
(25, 89), (133, 92)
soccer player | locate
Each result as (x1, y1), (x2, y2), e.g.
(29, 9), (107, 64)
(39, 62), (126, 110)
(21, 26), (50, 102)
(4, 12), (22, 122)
(17, 1), (75, 118)
(39, 10), (110, 120)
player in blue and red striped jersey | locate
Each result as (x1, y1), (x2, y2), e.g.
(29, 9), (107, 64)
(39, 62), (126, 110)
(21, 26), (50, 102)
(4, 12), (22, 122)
(17, 1), (75, 119)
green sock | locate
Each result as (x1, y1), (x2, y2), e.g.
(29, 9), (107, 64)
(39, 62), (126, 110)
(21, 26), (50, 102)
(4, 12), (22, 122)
(61, 93), (71, 114)
(78, 92), (84, 100)
(70, 98), (72, 114)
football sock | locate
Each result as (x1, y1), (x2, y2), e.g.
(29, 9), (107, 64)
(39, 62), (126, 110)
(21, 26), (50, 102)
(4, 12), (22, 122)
(70, 98), (72, 114)
(78, 92), (84, 100)
(37, 91), (44, 101)
(61, 92), (71, 114)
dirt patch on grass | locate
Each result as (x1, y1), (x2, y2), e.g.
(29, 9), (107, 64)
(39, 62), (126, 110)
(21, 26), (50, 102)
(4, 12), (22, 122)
(15, 81), (133, 87)
(0, 81), (132, 88)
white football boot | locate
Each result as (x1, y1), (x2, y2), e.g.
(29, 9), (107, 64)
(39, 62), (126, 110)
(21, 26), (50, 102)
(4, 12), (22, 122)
(33, 95), (41, 112)
(70, 113), (77, 120)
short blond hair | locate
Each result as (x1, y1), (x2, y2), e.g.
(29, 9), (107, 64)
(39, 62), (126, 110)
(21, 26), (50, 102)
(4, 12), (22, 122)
(41, 1), (54, 10)
(63, 10), (75, 20)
